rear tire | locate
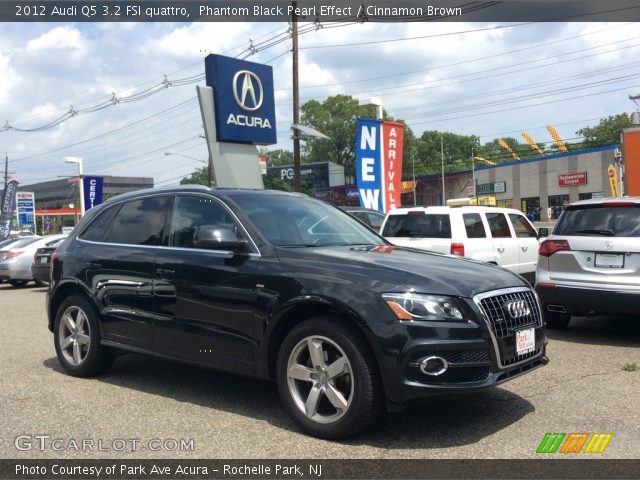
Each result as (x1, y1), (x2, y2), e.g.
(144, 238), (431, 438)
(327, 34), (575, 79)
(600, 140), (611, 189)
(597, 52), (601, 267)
(545, 310), (570, 329)
(276, 316), (383, 439)
(34, 279), (47, 287)
(54, 295), (114, 377)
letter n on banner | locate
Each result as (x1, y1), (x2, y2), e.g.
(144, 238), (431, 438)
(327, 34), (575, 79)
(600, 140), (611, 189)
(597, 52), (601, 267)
(382, 121), (404, 212)
(355, 118), (383, 211)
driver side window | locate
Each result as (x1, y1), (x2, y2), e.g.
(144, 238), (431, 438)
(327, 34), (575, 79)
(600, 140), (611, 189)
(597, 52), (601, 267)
(169, 195), (241, 249)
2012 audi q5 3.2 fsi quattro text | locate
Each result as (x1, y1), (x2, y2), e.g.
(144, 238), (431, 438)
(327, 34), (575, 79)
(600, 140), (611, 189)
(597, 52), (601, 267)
(47, 186), (548, 439)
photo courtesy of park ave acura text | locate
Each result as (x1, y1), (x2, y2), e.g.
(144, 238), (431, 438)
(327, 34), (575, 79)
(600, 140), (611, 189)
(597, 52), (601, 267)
(0, 1), (639, 479)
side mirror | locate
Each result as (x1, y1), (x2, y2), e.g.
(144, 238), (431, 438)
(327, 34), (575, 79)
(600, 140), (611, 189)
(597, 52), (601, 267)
(193, 225), (248, 252)
(538, 227), (549, 238)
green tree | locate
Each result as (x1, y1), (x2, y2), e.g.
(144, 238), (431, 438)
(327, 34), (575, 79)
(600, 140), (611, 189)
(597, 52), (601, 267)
(576, 113), (632, 148)
(259, 148), (294, 166)
(300, 95), (364, 175)
(416, 131), (480, 174)
(180, 166), (208, 186)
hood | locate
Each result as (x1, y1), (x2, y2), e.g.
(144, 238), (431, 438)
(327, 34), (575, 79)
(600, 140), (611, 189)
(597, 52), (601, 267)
(275, 244), (528, 298)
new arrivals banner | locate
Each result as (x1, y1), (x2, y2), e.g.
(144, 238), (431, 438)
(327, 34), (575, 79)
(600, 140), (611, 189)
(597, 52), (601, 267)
(0, 180), (18, 240)
(83, 176), (104, 211)
(355, 119), (404, 213)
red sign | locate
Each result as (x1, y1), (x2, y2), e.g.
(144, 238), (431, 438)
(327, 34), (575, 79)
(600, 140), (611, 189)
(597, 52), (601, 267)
(381, 121), (404, 212)
(558, 171), (587, 186)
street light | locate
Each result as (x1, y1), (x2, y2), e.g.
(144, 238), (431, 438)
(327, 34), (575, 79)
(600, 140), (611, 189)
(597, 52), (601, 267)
(164, 152), (212, 187)
(64, 156), (84, 217)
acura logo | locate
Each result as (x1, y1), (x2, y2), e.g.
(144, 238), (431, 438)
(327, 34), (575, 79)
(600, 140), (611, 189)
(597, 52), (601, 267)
(605, 241), (614, 251)
(232, 70), (263, 111)
(504, 300), (531, 319)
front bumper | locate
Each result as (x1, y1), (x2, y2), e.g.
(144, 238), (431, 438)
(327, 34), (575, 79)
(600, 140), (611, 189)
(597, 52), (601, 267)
(383, 327), (548, 405)
(378, 287), (548, 405)
(536, 283), (640, 317)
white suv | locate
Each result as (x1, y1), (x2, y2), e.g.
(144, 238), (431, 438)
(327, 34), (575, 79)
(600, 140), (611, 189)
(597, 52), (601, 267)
(380, 206), (539, 281)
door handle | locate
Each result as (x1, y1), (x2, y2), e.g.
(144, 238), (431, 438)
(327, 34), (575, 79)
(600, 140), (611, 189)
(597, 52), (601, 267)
(86, 262), (102, 268)
(496, 246), (505, 253)
(155, 268), (175, 276)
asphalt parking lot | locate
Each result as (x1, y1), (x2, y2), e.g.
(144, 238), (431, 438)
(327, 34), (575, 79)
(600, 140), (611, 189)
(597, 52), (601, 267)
(1, 284), (638, 459)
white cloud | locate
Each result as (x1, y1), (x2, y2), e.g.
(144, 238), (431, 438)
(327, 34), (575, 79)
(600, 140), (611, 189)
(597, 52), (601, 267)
(25, 26), (85, 52)
(0, 52), (22, 106)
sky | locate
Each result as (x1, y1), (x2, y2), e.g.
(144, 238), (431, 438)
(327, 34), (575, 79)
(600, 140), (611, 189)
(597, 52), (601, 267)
(1, 20), (639, 187)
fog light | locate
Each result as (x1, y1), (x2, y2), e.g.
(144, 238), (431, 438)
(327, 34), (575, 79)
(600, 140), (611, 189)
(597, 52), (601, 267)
(419, 356), (449, 376)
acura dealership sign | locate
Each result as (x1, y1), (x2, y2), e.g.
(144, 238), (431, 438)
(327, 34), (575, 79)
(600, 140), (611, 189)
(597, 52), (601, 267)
(204, 54), (277, 145)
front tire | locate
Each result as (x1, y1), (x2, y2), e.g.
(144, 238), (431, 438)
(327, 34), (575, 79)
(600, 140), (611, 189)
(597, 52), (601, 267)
(545, 310), (571, 329)
(276, 316), (383, 439)
(54, 295), (114, 376)
(9, 280), (28, 288)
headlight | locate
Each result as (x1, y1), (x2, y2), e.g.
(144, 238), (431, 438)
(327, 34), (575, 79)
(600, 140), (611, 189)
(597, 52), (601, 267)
(382, 292), (464, 321)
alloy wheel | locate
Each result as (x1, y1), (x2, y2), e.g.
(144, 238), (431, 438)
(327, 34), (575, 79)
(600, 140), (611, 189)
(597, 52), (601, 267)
(58, 306), (92, 366)
(286, 335), (354, 424)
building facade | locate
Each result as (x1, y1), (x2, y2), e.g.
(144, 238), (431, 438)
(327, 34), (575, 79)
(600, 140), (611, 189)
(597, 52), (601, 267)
(400, 145), (621, 221)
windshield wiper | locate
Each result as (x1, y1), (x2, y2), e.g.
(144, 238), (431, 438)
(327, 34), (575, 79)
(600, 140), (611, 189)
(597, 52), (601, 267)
(573, 229), (615, 236)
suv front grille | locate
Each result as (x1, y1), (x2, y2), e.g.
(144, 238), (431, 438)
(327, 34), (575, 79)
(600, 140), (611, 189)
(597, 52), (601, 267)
(477, 289), (542, 339)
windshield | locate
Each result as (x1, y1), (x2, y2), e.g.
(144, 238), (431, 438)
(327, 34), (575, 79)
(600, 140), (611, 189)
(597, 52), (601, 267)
(554, 204), (640, 237)
(231, 194), (384, 247)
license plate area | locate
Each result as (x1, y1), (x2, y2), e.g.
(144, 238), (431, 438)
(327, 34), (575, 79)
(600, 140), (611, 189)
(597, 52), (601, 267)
(39, 257), (48, 264)
(516, 327), (535, 355)
(594, 253), (624, 269)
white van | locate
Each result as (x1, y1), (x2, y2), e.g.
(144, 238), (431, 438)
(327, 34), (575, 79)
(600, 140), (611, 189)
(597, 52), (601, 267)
(381, 206), (539, 282)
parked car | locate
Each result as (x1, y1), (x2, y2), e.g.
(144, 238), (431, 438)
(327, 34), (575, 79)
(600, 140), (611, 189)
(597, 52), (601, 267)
(0, 235), (66, 287)
(0, 236), (41, 261)
(381, 206), (539, 283)
(339, 206), (386, 232)
(31, 236), (67, 286)
(48, 186), (547, 439)
(535, 197), (640, 329)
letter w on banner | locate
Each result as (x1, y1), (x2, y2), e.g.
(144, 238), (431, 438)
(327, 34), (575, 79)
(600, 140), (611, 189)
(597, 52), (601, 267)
(355, 118), (404, 213)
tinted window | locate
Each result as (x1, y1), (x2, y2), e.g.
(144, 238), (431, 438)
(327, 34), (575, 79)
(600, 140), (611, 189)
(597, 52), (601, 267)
(554, 205), (640, 237)
(463, 213), (486, 238)
(169, 195), (241, 248)
(231, 194), (382, 246)
(79, 205), (120, 242)
(109, 196), (170, 246)
(509, 214), (537, 238)
(382, 214), (451, 238)
(486, 213), (512, 238)
(365, 212), (385, 231)
(351, 211), (384, 230)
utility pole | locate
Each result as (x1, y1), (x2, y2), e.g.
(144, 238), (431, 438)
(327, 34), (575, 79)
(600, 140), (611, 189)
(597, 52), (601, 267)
(440, 137), (445, 205)
(3, 152), (15, 190)
(291, 2), (301, 192)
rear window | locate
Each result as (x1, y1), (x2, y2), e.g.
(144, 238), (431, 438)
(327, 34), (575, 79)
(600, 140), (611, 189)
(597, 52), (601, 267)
(382, 213), (451, 238)
(554, 204), (640, 237)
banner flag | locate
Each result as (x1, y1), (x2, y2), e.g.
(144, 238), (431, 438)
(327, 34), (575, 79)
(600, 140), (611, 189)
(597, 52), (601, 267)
(0, 181), (18, 240)
(83, 176), (104, 211)
(355, 119), (404, 213)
